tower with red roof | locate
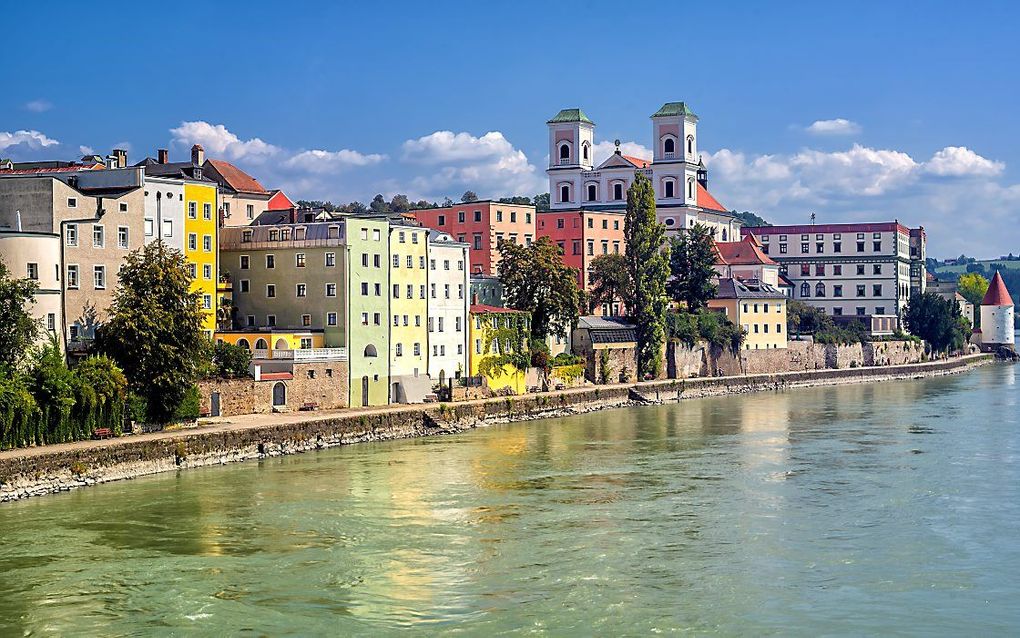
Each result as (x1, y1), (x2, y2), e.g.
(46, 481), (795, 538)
(979, 271), (1014, 350)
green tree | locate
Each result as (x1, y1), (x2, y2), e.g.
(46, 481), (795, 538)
(0, 259), (41, 372)
(904, 292), (969, 353)
(587, 253), (633, 314)
(786, 299), (834, 336)
(389, 194), (411, 213)
(461, 190), (479, 203)
(27, 336), (76, 444)
(532, 193), (550, 211)
(624, 172), (670, 379)
(731, 211), (771, 227)
(957, 272), (989, 306)
(369, 194), (389, 212)
(211, 341), (252, 378)
(668, 223), (718, 311)
(96, 242), (207, 423)
(72, 355), (127, 437)
(497, 236), (582, 341)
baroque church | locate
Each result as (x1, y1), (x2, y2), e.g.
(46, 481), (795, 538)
(545, 102), (741, 240)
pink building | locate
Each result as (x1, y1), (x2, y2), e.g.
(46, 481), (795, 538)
(536, 210), (626, 307)
(408, 200), (535, 275)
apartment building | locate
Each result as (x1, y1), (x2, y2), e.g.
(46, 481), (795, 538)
(742, 222), (927, 319)
(469, 305), (530, 395)
(388, 220), (430, 403)
(426, 230), (470, 383)
(0, 229), (62, 344)
(536, 209), (625, 295)
(408, 201), (535, 275)
(707, 278), (787, 350)
(346, 216), (391, 406)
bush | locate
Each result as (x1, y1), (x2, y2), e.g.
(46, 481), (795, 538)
(667, 310), (745, 354)
(174, 385), (201, 421)
(551, 352), (582, 366)
(211, 341), (252, 379)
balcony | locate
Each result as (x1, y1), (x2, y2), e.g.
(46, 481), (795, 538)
(559, 158), (571, 166)
(254, 347), (348, 362)
(664, 152), (675, 159)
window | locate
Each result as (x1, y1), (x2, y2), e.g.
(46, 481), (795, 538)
(779, 244), (788, 254)
(188, 233), (198, 251)
(66, 224), (79, 246)
(246, 204), (254, 220)
(188, 264), (197, 278)
(833, 242), (841, 253)
(267, 284), (276, 298)
(269, 229), (279, 242)
(833, 265), (842, 275)
(815, 282), (826, 297)
(93, 225), (104, 248)
(373, 254), (380, 267)
(327, 312), (337, 326)
(856, 307), (866, 316)
(361, 312), (369, 325)
(267, 315), (277, 326)
(296, 284), (307, 297)
(438, 215), (446, 226)
(613, 183), (623, 200)
(413, 343), (421, 356)
(687, 135), (694, 154)
(560, 184), (570, 203)
(474, 210), (482, 222)
(203, 235), (212, 252)
(475, 339), (482, 354)
(857, 241), (865, 252)
(857, 264), (865, 275)
(266, 255), (276, 269)
(873, 284), (882, 297)
(800, 282), (810, 298)
(873, 241), (882, 252)
(559, 143), (570, 161)
(203, 203), (211, 220)
(856, 285), (866, 297)
(117, 226), (129, 249)
(93, 265), (106, 290)
(295, 253), (306, 268)
(815, 264), (825, 276)
(392, 284), (400, 298)
(399, 231), (406, 244)
(67, 265), (79, 289)
(26, 262), (38, 280)
(456, 316), (462, 331)
(457, 211), (465, 223)
(395, 343), (403, 357)
(406, 284), (413, 299)
(242, 230), (253, 243)
(873, 264), (881, 275)
(419, 285), (426, 299)
(407, 255), (413, 268)
(163, 219), (174, 238)
(325, 252), (335, 267)
(876, 306), (886, 315)
(374, 283), (381, 296)
(240, 255), (250, 270)
(816, 242), (824, 253)
(361, 253), (368, 267)
(67, 197), (77, 208)
(801, 243), (809, 253)
(664, 179), (675, 198)
(188, 202), (197, 219)
(833, 285), (843, 297)
(688, 178), (695, 199)
(373, 312), (381, 325)
(223, 202), (230, 218)
(664, 137), (675, 155)
(240, 279), (250, 293)
(203, 264), (212, 279)
(301, 315), (311, 327)
(800, 264), (811, 276)
(203, 295), (212, 310)
(47, 313), (56, 331)
(473, 234), (482, 250)
(587, 184), (597, 201)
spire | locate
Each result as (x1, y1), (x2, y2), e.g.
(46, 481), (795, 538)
(982, 271), (1013, 306)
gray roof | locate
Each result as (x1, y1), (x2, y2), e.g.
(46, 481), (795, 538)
(715, 278), (785, 299)
(576, 315), (637, 344)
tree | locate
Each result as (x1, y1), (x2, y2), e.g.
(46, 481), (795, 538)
(0, 259), (40, 373)
(369, 194), (389, 212)
(96, 242), (207, 424)
(587, 253), (633, 314)
(624, 172), (670, 379)
(498, 196), (532, 206)
(532, 193), (550, 212)
(497, 236), (582, 340)
(442, 197), (454, 207)
(461, 190), (479, 203)
(668, 223), (718, 311)
(786, 300), (833, 336)
(957, 272), (989, 306)
(211, 341), (252, 378)
(904, 292), (969, 353)
(731, 211), (771, 227)
(389, 194), (411, 213)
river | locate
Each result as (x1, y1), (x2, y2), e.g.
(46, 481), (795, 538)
(1, 363), (1018, 635)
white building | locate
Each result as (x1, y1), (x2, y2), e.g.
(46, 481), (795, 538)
(142, 176), (185, 251)
(978, 271), (1014, 351)
(545, 102), (741, 241)
(426, 230), (470, 383)
(742, 222), (927, 320)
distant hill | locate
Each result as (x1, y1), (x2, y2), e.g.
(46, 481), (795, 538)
(933, 259), (1020, 275)
(732, 211), (771, 227)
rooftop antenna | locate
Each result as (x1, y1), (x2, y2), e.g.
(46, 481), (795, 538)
(810, 212), (816, 225)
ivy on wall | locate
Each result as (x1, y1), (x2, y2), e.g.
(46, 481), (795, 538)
(476, 312), (531, 378)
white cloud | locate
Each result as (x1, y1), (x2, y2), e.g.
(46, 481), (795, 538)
(703, 143), (1016, 256)
(923, 146), (1004, 177)
(24, 99), (53, 113)
(283, 149), (386, 173)
(170, 121), (280, 161)
(0, 129), (59, 151)
(805, 118), (862, 136)
(78, 145), (95, 156)
(400, 130), (544, 199)
(592, 140), (653, 164)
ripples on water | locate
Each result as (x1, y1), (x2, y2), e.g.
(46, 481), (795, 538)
(1, 364), (1018, 636)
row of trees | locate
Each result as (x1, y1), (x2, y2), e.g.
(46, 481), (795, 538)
(296, 192), (554, 215)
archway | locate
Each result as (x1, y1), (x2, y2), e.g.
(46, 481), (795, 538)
(254, 338), (268, 350)
(272, 382), (287, 407)
(237, 338), (251, 350)
(275, 338), (289, 350)
(364, 344), (378, 357)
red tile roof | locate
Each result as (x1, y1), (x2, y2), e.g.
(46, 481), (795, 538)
(470, 304), (525, 314)
(696, 183), (727, 212)
(714, 235), (777, 266)
(982, 271), (1014, 306)
(622, 155), (650, 168)
(260, 372), (293, 381)
(206, 159), (267, 194)
(267, 190), (295, 210)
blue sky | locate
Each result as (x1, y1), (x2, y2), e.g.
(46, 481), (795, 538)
(3, 1), (1019, 257)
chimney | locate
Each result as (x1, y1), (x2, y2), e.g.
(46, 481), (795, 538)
(191, 144), (205, 166)
(472, 292), (479, 305)
(157, 148), (168, 164)
(112, 148), (127, 168)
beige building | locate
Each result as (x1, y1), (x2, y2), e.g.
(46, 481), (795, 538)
(0, 168), (146, 344)
(707, 278), (788, 350)
(0, 229), (63, 344)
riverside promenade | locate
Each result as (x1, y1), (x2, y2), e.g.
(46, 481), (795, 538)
(0, 354), (994, 501)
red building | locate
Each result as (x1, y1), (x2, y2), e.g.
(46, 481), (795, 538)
(536, 209), (626, 314)
(408, 201), (535, 275)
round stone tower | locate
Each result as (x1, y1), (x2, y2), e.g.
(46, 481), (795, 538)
(979, 271), (1014, 351)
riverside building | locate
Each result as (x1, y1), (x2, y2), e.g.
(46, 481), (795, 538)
(387, 219), (430, 403)
(741, 222), (927, 321)
(408, 201), (535, 275)
(426, 230), (471, 384)
(535, 209), (626, 307)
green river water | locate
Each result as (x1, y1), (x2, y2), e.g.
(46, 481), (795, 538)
(1, 363), (1018, 636)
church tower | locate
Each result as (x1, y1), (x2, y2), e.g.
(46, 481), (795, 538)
(547, 109), (594, 209)
(650, 102), (700, 207)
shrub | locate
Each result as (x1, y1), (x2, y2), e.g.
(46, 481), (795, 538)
(211, 341), (252, 379)
(174, 385), (201, 421)
(551, 352), (582, 367)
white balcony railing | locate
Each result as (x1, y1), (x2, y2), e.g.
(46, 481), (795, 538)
(664, 151), (675, 159)
(270, 347), (349, 361)
(253, 349), (269, 359)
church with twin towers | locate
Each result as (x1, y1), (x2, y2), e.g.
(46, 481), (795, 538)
(545, 102), (741, 241)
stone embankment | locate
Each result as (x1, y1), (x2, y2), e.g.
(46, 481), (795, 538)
(0, 354), (994, 503)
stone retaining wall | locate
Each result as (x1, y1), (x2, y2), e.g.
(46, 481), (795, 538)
(0, 355), (993, 502)
(198, 361), (349, 417)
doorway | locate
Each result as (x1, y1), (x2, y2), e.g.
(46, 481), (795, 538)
(272, 382), (287, 407)
(210, 392), (221, 417)
(361, 376), (369, 407)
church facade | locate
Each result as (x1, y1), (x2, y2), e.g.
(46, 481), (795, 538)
(545, 102), (741, 241)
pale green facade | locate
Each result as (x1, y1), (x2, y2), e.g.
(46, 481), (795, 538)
(345, 217), (391, 406)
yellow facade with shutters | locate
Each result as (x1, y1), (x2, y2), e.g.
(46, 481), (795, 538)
(708, 297), (788, 350)
(469, 307), (529, 395)
(184, 181), (218, 334)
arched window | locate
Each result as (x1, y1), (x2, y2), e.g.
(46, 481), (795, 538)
(586, 183), (597, 201)
(800, 282), (811, 298)
(582, 142), (589, 161)
(687, 135), (695, 154)
(254, 338), (268, 350)
(688, 178), (696, 199)
(815, 282), (826, 297)
(559, 143), (570, 161)
(275, 338), (289, 350)
(560, 184), (570, 203)
(613, 183), (623, 201)
(663, 179), (675, 198)
(664, 137), (675, 154)
(364, 344), (378, 357)
(236, 338), (251, 351)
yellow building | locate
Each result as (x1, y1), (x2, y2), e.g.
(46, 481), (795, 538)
(184, 180), (218, 334)
(469, 305), (530, 395)
(216, 329), (326, 354)
(389, 222), (431, 403)
(707, 278), (787, 350)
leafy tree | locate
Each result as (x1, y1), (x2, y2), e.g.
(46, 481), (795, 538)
(666, 310), (744, 354)
(27, 336), (76, 444)
(904, 292), (969, 353)
(344, 201), (369, 214)
(0, 259), (41, 372)
(442, 197), (454, 207)
(731, 211), (771, 227)
(461, 190), (479, 203)
(786, 299), (834, 336)
(211, 341), (252, 378)
(497, 236), (582, 340)
(624, 172), (670, 379)
(668, 223), (718, 311)
(96, 242), (207, 424)
(532, 192), (550, 212)
(71, 355), (127, 437)
(587, 253), (633, 314)
(389, 194), (411, 213)
(957, 272), (989, 306)
(369, 194), (389, 212)
(498, 196), (533, 206)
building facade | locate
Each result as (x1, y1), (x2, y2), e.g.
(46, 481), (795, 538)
(184, 181), (218, 334)
(346, 216), (391, 406)
(742, 222), (927, 320)
(707, 278), (788, 350)
(535, 209), (626, 300)
(142, 176), (185, 252)
(388, 221), (430, 403)
(469, 305), (530, 395)
(0, 230), (63, 344)
(978, 271), (1014, 351)
(408, 201), (536, 275)
(545, 103), (741, 241)
(427, 230), (470, 383)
